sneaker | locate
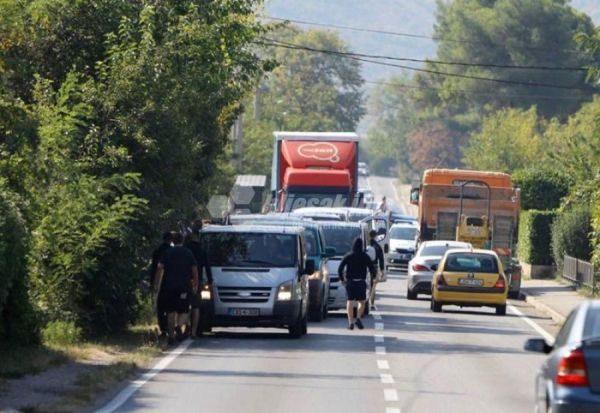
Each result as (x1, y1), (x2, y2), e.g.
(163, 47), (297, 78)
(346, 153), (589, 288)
(347, 323), (355, 330)
(371, 304), (378, 311)
(355, 318), (364, 330)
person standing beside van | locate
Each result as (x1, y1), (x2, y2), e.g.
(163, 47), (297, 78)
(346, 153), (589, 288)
(184, 223), (212, 338)
(154, 232), (199, 345)
(338, 238), (376, 330)
(368, 229), (385, 311)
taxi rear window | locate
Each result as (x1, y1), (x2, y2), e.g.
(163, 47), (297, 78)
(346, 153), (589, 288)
(444, 253), (498, 273)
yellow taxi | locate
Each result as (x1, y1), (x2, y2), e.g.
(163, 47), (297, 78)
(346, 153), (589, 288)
(430, 248), (508, 315)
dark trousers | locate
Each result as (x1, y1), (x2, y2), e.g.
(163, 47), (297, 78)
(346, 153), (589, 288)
(157, 298), (168, 334)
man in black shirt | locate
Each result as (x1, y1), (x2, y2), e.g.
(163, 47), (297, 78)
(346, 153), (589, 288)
(368, 229), (385, 311)
(154, 232), (199, 345)
(150, 232), (174, 335)
(184, 225), (212, 338)
(338, 238), (376, 330)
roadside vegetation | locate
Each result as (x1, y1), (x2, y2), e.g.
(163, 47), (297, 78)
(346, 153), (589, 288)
(0, 1), (272, 406)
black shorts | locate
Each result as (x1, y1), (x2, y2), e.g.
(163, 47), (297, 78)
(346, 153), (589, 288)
(189, 288), (200, 309)
(346, 280), (367, 301)
(158, 290), (190, 314)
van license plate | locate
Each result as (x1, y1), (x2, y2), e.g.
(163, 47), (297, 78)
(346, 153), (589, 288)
(458, 278), (484, 286)
(229, 308), (260, 316)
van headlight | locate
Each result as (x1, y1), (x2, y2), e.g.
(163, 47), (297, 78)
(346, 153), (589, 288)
(200, 285), (212, 300)
(277, 281), (293, 301)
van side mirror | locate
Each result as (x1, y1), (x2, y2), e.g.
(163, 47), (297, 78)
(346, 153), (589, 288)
(524, 338), (552, 354)
(304, 259), (316, 275)
(323, 247), (336, 258)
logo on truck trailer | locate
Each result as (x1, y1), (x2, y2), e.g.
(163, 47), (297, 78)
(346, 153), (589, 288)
(297, 142), (340, 163)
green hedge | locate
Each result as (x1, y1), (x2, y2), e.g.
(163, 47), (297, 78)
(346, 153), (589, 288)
(551, 206), (592, 272)
(513, 169), (571, 211)
(518, 210), (557, 265)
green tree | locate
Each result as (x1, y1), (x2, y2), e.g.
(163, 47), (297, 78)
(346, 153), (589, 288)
(242, 27), (364, 175)
(365, 76), (417, 179)
(463, 107), (545, 172)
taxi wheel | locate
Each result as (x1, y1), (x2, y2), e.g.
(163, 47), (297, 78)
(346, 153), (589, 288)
(406, 289), (417, 300)
(496, 305), (507, 316)
(431, 298), (442, 313)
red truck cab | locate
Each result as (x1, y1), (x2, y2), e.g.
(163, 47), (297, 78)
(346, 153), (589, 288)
(271, 132), (360, 212)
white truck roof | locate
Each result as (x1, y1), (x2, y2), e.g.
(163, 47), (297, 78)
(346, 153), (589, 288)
(273, 131), (360, 142)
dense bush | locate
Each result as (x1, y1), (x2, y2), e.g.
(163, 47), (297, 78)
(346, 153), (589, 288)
(0, 184), (38, 344)
(551, 206), (592, 271)
(42, 321), (83, 346)
(518, 210), (557, 266)
(513, 169), (571, 211)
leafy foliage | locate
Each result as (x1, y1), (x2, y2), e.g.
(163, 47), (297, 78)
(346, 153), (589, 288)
(241, 27), (364, 175)
(551, 206), (592, 271)
(512, 168), (571, 211)
(517, 210), (556, 266)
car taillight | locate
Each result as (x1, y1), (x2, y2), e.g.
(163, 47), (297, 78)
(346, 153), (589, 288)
(494, 276), (506, 289)
(437, 274), (446, 286)
(556, 348), (589, 387)
(412, 264), (430, 272)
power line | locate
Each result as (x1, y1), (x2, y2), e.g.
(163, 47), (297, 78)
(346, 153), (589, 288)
(258, 38), (587, 72)
(259, 14), (587, 56)
(255, 39), (595, 91)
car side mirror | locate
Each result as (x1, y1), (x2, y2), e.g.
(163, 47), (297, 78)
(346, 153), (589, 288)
(304, 259), (316, 276)
(524, 338), (552, 354)
(323, 247), (336, 258)
(410, 188), (419, 205)
(384, 244), (389, 254)
(430, 264), (438, 271)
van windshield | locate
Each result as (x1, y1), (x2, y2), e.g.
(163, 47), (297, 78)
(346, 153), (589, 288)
(204, 233), (297, 268)
(321, 225), (361, 257)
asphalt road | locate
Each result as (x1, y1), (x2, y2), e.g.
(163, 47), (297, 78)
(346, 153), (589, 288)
(99, 176), (559, 413)
(367, 176), (417, 217)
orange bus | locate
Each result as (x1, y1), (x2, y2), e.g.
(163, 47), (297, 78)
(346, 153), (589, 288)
(410, 169), (522, 297)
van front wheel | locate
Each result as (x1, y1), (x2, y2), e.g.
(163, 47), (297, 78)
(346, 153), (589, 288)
(288, 312), (304, 338)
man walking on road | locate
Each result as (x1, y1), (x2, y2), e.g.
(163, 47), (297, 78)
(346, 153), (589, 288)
(338, 238), (376, 330)
(376, 196), (388, 213)
(184, 221), (212, 338)
(154, 232), (199, 345)
(150, 231), (174, 336)
(368, 229), (385, 311)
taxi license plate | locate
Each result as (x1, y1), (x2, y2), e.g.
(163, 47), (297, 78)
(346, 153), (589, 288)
(229, 308), (259, 316)
(458, 278), (484, 287)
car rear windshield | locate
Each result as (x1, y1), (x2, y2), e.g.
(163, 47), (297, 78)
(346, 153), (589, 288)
(443, 253), (499, 273)
(321, 225), (361, 257)
(420, 245), (463, 257)
(203, 232), (297, 268)
(583, 307), (600, 340)
(390, 227), (417, 240)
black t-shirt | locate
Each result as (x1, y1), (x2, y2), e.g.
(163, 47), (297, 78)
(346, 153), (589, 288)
(184, 240), (213, 283)
(150, 242), (171, 287)
(370, 239), (385, 271)
(159, 246), (197, 292)
(338, 251), (376, 282)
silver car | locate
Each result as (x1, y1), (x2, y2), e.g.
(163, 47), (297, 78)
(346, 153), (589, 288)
(199, 225), (311, 338)
(406, 240), (471, 300)
(525, 300), (600, 412)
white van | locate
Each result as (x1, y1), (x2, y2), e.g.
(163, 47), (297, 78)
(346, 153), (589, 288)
(199, 225), (311, 338)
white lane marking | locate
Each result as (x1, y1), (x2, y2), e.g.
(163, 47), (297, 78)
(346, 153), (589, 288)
(380, 373), (395, 384)
(384, 389), (399, 402)
(375, 322), (384, 330)
(386, 408), (401, 413)
(95, 339), (193, 413)
(377, 360), (390, 370)
(374, 334), (385, 343)
(508, 304), (555, 343)
(375, 346), (386, 355)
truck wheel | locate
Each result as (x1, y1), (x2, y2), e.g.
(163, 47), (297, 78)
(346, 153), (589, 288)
(406, 288), (417, 300)
(496, 305), (507, 316)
